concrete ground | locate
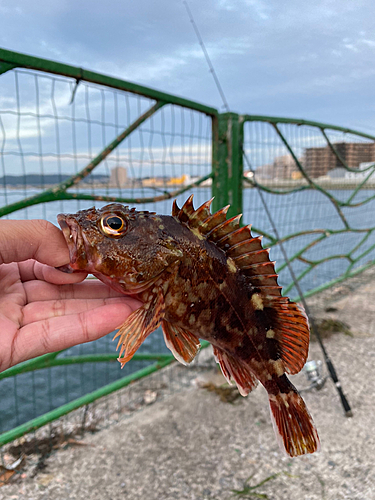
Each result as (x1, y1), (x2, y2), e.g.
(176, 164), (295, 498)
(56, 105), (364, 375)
(1, 269), (375, 500)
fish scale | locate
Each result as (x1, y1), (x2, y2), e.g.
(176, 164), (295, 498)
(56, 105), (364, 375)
(57, 195), (320, 457)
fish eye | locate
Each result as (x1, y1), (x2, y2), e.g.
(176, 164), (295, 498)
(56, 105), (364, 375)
(100, 214), (128, 238)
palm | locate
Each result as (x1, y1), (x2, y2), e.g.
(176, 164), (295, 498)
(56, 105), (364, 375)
(0, 260), (141, 372)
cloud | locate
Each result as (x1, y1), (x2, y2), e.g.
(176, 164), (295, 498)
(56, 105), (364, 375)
(217, 0), (270, 19)
(0, 0), (375, 132)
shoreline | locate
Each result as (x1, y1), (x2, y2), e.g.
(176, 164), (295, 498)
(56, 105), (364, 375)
(1, 179), (375, 191)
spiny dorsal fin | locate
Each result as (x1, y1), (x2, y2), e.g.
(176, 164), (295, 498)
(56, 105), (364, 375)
(173, 196), (280, 291)
(172, 199), (180, 217)
(188, 198), (214, 227)
(206, 214), (242, 242)
(174, 194), (195, 224)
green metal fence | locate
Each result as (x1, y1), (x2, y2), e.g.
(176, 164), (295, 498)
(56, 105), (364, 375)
(0, 48), (374, 454)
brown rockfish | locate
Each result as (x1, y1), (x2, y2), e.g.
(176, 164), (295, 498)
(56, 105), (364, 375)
(57, 196), (320, 457)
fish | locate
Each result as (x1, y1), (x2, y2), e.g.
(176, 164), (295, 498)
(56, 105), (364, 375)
(57, 196), (320, 457)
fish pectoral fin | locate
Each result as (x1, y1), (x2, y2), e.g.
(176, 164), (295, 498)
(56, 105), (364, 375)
(114, 288), (165, 367)
(161, 320), (201, 365)
(212, 346), (258, 397)
(263, 297), (309, 374)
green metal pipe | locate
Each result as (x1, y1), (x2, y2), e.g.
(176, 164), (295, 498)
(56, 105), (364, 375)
(0, 48), (218, 117)
(243, 175), (312, 196)
(242, 114), (375, 141)
(0, 61), (17, 75)
(0, 353), (174, 380)
(212, 112), (243, 218)
(0, 351), (63, 380)
(0, 358), (174, 447)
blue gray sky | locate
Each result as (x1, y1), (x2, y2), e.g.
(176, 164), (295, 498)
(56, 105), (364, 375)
(1, 0), (375, 133)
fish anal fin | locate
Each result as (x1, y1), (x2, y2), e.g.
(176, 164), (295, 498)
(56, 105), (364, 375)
(264, 298), (310, 374)
(212, 346), (258, 396)
(269, 388), (320, 457)
(162, 320), (201, 365)
(114, 288), (165, 367)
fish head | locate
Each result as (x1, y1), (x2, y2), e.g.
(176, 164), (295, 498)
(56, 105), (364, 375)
(57, 203), (183, 293)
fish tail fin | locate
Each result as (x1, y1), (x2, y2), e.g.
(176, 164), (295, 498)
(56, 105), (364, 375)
(268, 386), (320, 457)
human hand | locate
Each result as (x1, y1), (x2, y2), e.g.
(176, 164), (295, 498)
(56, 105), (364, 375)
(0, 219), (142, 372)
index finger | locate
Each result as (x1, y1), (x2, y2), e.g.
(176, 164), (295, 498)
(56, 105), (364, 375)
(18, 260), (88, 284)
(0, 219), (70, 267)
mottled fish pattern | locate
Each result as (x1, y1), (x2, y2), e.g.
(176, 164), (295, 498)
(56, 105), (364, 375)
(57, 196), (320, 457)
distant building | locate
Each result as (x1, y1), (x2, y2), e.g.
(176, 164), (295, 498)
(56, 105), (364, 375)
(328, 161), (375, 181)
(254, 154), (300, 180)
(304, 142), (375, 178)
(273, 154), (299, 179)
(253, 164), (273, 179)
(109, 166), (127, 187)
(327, 167), (346, 179)
(304, 146), (335, 178)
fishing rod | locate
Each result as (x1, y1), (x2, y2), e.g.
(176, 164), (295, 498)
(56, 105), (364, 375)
(183, 0), (352, 416)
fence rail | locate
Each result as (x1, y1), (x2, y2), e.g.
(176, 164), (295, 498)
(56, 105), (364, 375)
(0, 48), (374, 453)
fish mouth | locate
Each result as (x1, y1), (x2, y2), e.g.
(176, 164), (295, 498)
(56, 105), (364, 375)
(57, 214), (89, 272)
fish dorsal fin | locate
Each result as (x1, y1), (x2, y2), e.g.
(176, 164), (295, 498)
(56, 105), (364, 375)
(172, 194), (196, 224)
(162, 320), (201, 365)
(173, 196), (280, 294)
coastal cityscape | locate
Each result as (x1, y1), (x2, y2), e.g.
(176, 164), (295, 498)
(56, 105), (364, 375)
(253, 140), (375, 180)
(0, 140), (374, 190)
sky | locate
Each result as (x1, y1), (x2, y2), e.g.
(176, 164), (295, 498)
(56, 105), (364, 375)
(1, 0), (375, 134)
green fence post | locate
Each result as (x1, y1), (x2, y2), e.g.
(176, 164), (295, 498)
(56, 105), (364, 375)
(0, 62), (16, 75)
(211, 112), (243, 218)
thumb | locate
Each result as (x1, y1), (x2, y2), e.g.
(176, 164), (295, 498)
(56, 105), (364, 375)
(0, 219), (70, 267)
